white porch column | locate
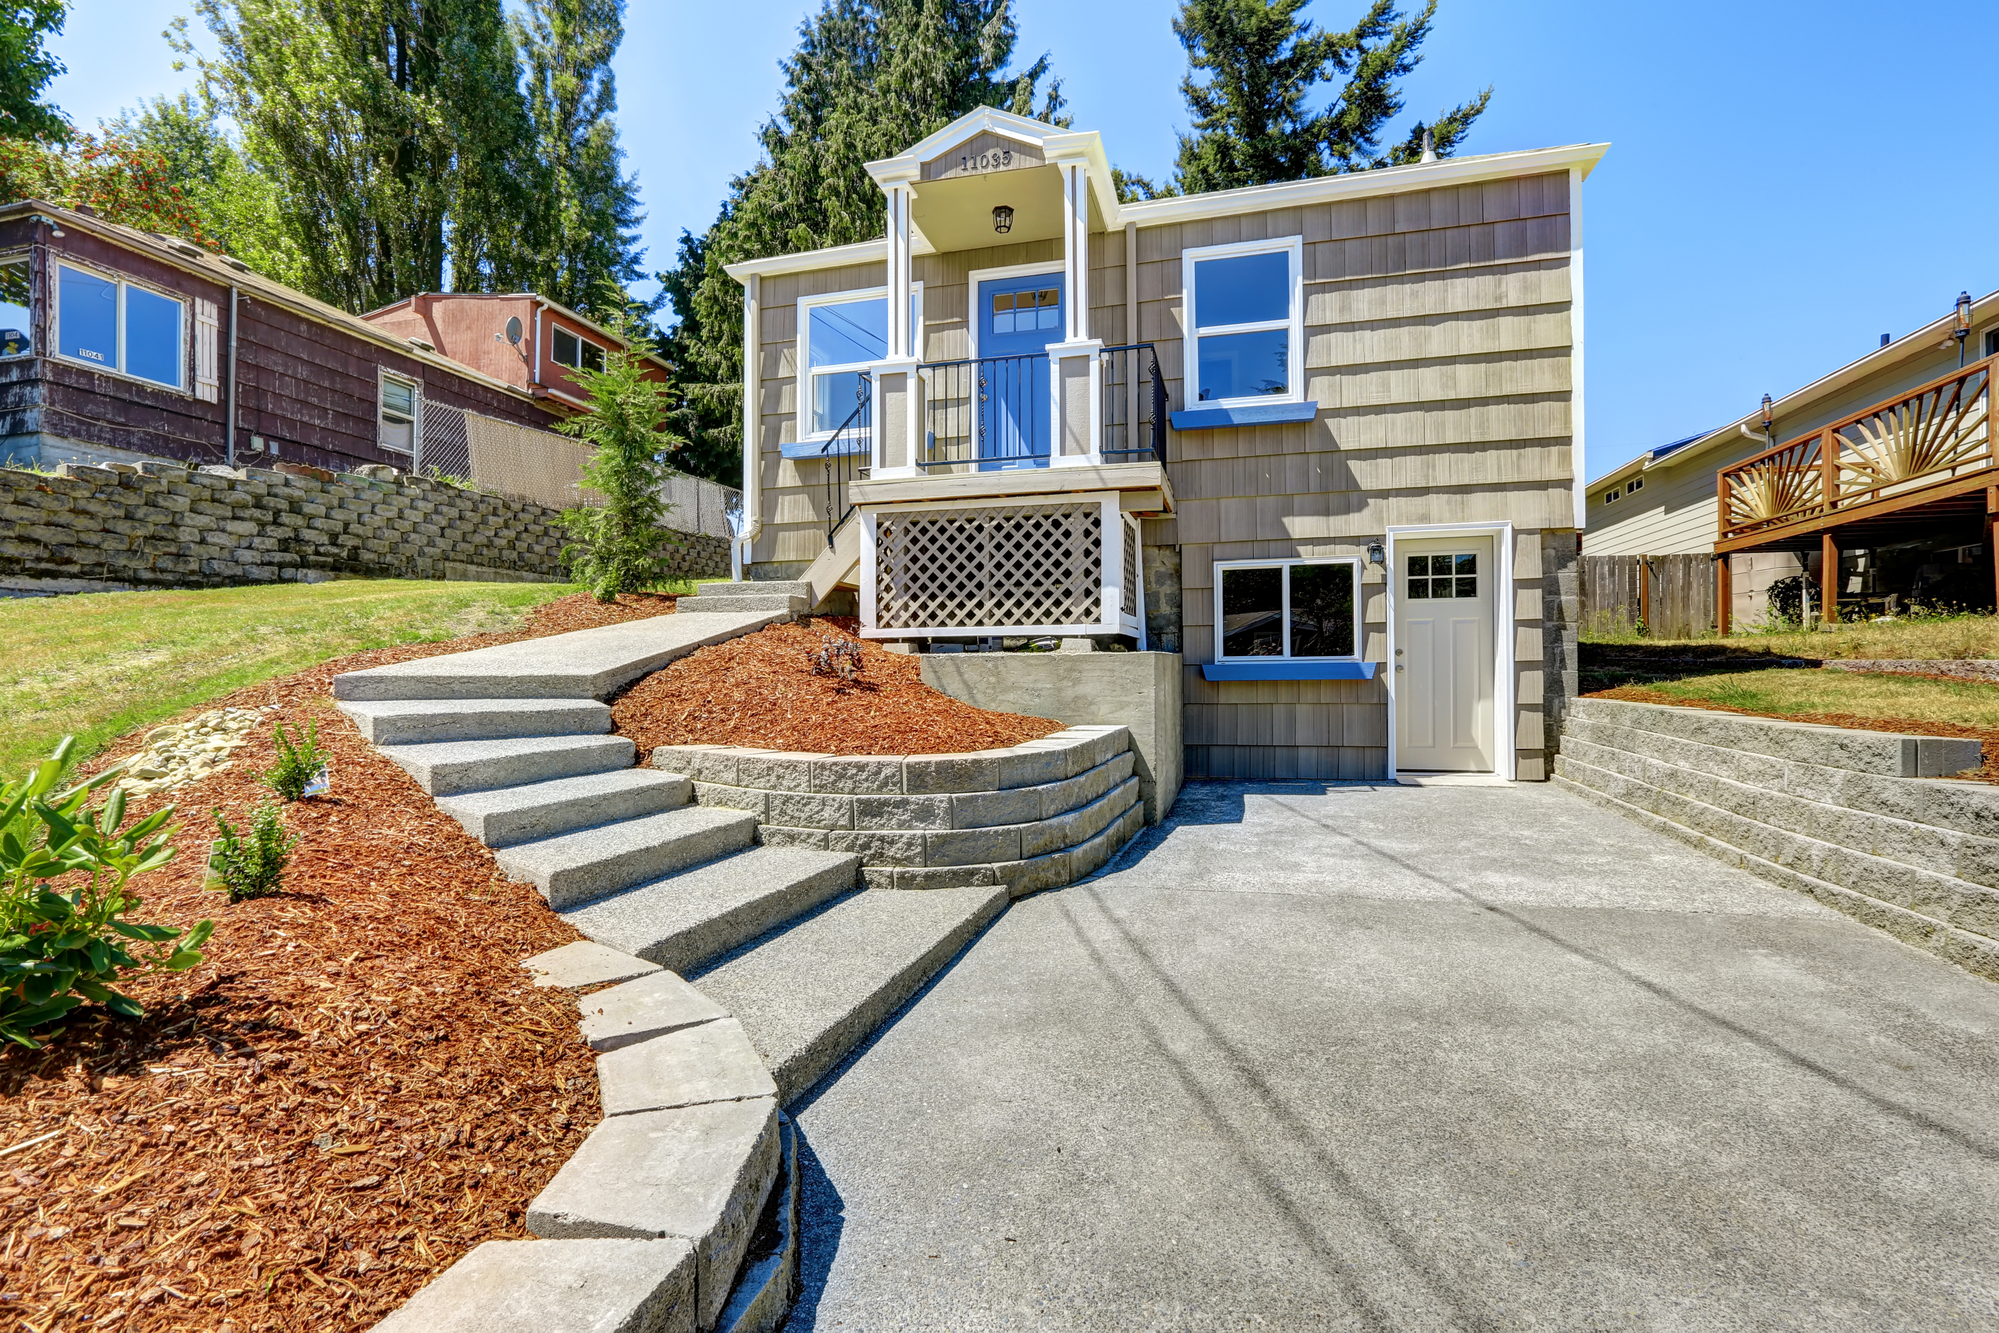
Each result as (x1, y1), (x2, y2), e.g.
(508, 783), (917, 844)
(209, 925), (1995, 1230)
(1048, 155), (1102, 468)
(871, 176), (922, 479)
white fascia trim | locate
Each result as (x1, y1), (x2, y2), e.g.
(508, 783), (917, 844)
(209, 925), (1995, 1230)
(869, 106), (1060, 180)
(724, 238), (890, 283)
(1121, 143), (1610, 229)
(1382, 521), (1517, 784)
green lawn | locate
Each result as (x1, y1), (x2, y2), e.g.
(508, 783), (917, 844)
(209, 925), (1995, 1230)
(1590, 612), (1999, 662)
(1623, 668), (1999, 733)
(0, 579), (583, 777)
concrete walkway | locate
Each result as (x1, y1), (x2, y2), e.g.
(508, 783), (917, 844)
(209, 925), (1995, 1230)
(783, 781), (1999, 1330)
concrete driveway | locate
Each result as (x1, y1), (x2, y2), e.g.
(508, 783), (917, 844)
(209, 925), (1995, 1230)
(782, 781), (1999, 1331)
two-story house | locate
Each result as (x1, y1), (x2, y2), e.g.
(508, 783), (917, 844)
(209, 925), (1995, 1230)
(725, 107), (1604, 784)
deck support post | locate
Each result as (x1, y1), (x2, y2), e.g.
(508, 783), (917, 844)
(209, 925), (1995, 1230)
(1820, 532), (1839, 625)
(1987, 488), (1999, 614)
(1716, 554), (1731, 637)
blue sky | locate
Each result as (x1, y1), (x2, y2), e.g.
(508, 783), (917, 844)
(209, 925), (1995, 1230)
(46, 0), (1999, 486)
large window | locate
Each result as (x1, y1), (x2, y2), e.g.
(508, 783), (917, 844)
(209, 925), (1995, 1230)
(380, 373), (419, 455)
(1215, 559), (1358, 659)
(54, 262), (185, 389)
(552, 325), (606, 374)
(0, 259), (29, 357)
(1183, 238), (1301, 406)
(798, 286), (922, 438)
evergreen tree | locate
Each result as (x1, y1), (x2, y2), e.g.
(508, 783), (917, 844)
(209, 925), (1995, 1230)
(660, 0), (1064, 486)
(1171, 0), (1490, 193)
(501, 0), (645, 316)
(104, 94), (304, 287)
(0, 0), (68, 142)
(178, 0), (536, 314)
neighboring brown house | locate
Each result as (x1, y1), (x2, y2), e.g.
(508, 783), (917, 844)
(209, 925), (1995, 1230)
(359, 292), (671, 415)
(0, 200), (566, 473)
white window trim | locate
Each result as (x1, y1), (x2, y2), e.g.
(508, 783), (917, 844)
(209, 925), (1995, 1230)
(550, 323), (607, 372)
(379, 369), (421, 457)
(50, 259), (190, 394)
(1212, 556), (1362, 662)
(796, 282), (924, 442)
(964, 261), (1064, 362)
(1181, 235), (1304, 410)
(0, 255), (31, 360)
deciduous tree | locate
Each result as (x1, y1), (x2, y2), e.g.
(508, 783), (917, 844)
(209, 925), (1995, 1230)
(0, 0), (69, 143)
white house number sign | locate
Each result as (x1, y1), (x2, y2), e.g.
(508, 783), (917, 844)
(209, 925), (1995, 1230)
(958, 148), (1015, 173)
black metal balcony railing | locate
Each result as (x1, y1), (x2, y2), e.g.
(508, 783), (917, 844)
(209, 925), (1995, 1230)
(1099, 342), (1167, 464)
(918, 352), (1051, 469)
(813, 377), (870, 545)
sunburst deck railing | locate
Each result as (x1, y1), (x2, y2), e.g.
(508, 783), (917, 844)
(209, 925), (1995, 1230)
(1718, 355), (1994, 544)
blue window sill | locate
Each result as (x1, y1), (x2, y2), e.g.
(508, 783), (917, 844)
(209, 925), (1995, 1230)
(781, 438), (869, 460)
(1170, 400), (1318, 431)
(1201, 661), (1378, 682)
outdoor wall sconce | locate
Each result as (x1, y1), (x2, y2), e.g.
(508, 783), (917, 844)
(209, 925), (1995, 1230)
(992, 205), (1014, 234)
(1367, 540), (1385, 566)
(1760, 393), (1773, 438)
(1956, 291), (1974, 366)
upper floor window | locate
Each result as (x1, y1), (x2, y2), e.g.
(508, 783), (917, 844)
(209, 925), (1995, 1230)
(1603, 488), (1620, 504)
(798, 285), (922, 438)
(0, 259), (29, 357)
(1183, 237), (1302, 406)
(1215, 558), (1358, 660)
(380, 372), (419, 454)
(552, 325), (606, 374)
(54, 262), (185, 390)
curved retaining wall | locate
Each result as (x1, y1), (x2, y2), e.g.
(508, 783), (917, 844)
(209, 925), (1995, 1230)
(650, 725), (1146, 896)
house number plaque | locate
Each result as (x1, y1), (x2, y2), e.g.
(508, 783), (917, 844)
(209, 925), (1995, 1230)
(960, 149), (1014, 172)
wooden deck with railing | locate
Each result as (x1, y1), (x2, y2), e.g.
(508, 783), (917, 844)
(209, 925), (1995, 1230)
(1716, 354), (1993, 553)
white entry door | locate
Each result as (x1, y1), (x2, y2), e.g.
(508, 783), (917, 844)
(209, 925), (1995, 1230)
(1394, 536), (1495, 773)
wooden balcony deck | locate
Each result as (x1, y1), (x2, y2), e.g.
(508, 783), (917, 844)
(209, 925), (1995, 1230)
(1715, 355), (1994, 555)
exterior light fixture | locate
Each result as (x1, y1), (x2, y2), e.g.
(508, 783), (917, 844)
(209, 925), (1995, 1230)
(1956, 291), (1973, 367)
(1367, 540), (1386, 566)
(1760, 393), (1774, 438)
(992, 205), (1014, 234)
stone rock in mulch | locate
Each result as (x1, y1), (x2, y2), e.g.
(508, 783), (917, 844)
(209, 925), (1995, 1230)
(112, 704), (275, 798)
(526, 940), (662, 989)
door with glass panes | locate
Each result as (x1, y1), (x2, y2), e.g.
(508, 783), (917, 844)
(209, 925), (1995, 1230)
(974, 272), (1062, 469)
(1393, 536), (1495, 772)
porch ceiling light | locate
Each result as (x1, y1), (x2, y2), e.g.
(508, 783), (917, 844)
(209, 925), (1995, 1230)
(992, 205), (1014, 234)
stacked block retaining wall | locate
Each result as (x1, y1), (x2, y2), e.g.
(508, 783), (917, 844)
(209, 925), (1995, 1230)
(653, 726), (1145, 896)
(1554, 696), (1999, 982)
(0, 460), (730, 590)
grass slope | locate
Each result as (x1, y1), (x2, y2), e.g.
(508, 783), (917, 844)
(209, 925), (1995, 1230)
(1592, 612), (1999, 661)
(0, 580), (581, 776)
(1625, 668), (1999, 732)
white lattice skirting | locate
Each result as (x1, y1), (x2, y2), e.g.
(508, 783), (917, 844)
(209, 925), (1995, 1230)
(863, 493), (1143, 638)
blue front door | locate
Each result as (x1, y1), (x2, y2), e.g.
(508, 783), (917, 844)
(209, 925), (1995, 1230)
(975, 271), (1064, 469)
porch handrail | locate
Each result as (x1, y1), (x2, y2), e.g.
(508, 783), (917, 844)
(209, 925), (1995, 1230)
(916, 352), (1051, 469)
(1717, 352), (1993, 543)
(1099, 342), (1167, 464)
(811, 377), (871, 545)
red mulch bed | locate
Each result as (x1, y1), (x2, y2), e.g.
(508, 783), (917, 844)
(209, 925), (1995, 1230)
(1587, 684), (1999, 783)
(612, 617), (1064, 757)
(0, 590), (679, 1332)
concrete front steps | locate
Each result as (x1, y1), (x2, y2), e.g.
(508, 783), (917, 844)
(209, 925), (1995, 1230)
(1554, 696), (1999, 982)
(338, 612), (1025, 1333)
(675, 581), (811, 616)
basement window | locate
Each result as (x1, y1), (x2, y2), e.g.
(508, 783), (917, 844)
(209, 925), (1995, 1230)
(0, 259), (29, 357)
(1183, 237), (1302, 406)
(1215, 559), (1358, 660)
(54, 262), (186, 389)
(379, 372), (419, 455)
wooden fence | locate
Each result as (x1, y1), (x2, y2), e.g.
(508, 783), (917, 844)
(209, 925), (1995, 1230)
(1581, 554), (1716, 639)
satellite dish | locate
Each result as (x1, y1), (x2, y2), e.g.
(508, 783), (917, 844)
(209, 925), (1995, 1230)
(505, 316), (523, 346)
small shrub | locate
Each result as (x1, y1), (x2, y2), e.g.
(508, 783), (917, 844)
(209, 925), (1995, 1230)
(207, 802), (300, 902)
(806, 635), (865, 682)
(262, 718), (328, 801)
(0, 738), (213, 1048)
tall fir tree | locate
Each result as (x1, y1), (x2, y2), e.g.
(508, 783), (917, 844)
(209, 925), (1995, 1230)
(179, 0), (537, 314)
(1170, 0), (1490, 194)
(660, 0), (1064, 486)
(0, 0), (68, 142)
(499, 0), (646, 315)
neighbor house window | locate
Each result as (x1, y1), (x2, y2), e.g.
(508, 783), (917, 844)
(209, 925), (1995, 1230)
(552, 325), (606, 374)
(1183, 238), (1302, 405)
(798, 286), (923, 438)
(1215, 559), (1358, 659)
(1603, 488), (1620, 504)
(0, 259), (30, 357)
(379, 373), (419, 454)
(53, 262), (185, 389)
(1627, 475), (1643, 493)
